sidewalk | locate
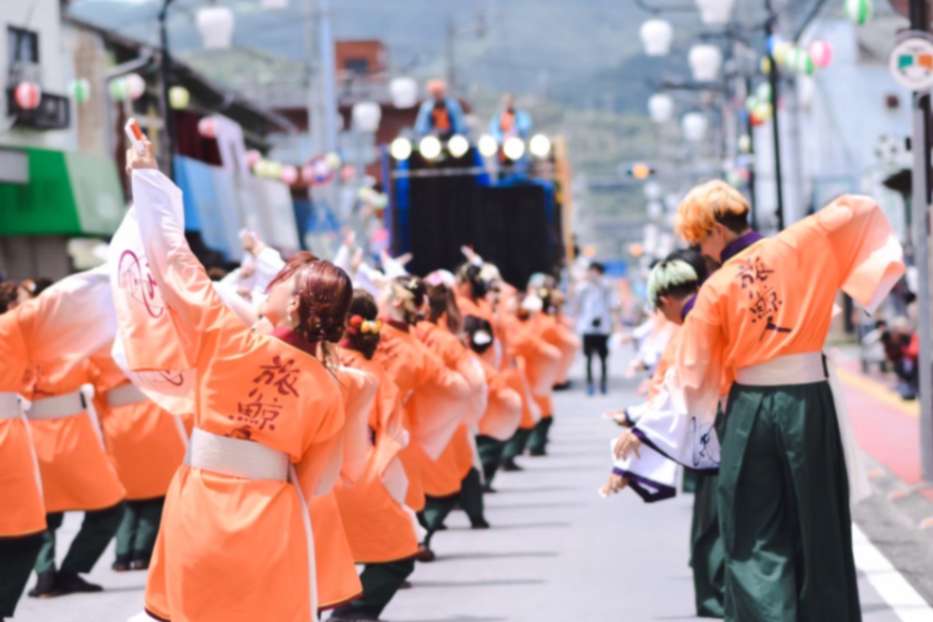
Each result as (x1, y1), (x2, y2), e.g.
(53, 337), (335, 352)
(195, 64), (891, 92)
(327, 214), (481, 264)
(831, 345), (933, 610)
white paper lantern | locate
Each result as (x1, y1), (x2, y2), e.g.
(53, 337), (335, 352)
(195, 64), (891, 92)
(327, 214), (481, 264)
(682, 112), (708, 142)
(644, 181), (662, 201)
(197, 6), (235, 50)
(695, 0), (737, 25)
(689, 45), (723, 82)
(352, 101), (381, 132)
(125, 73), (146, 101)
(389, 137), (413, 161)
(647, 94), (674, 123)
(419, 135), (442, 160)
(477, 134), (498, 158)
(447, 134), (470, 158)
(640, 19), (673, 57)
(389, 77), (418, 109)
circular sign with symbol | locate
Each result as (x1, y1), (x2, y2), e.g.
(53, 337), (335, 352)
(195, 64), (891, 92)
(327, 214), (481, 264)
(890, 32), (933, 91)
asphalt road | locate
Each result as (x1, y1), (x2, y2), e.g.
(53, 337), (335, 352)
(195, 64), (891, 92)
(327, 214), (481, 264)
(11, 357), (928, 622)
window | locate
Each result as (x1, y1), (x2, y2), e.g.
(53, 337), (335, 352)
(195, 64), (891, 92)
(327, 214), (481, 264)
(344, 58), (369, 75)
(8, 26), (39, 67)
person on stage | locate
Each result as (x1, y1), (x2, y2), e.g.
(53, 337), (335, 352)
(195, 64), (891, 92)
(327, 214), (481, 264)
(414, 79), (467, 140)
(613, 180), (904, 622)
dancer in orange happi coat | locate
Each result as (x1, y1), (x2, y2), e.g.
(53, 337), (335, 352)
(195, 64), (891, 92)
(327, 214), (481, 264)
(0, 268), (117, 615)
(462, 315), (523, 491)
(119, 143), (350, 622)
(414, 284), (490, 539)
(331, 290), (421, 622)
(373, 276), (471, 561)
(87, 347), (187, 572)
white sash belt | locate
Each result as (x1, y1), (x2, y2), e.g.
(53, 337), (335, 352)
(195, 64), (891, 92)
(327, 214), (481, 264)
(0, 392), (23, 420)
(106, 383), (148, 409)
(185, 427), (289, 481)
(735, 352), (826, 386)
(184, 427), (318, 620)
(28, 390), (86, 420)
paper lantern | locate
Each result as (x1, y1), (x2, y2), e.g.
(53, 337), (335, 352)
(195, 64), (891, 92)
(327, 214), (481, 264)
(245, 150), (261, 168)
(340, 164), (356, 182)
(796, 50), (815, 75)
(198, 117), (217, 139)
(324, 152), (341, 170)
(689, 45), (723, 82)
(809, 40), (833, 68)
(168, 86), (190, 109)
(266, 162), (283, 179)
(389, 137), (413, 161)
(109, 78), (128, 101)
(755, 83), (772, 102)
(125, 73), (145, 100)
(280, 165), (298, 185)
(648, 94), (674, 123)
(745, 95), (759, 113)
(760, 57), (772, 75)
(351, 101), (381, 132)
(640, 19), (673, 57)
(477, 134), (498, 158)
(753, 102), (773, 122)
(301, 164), (315, 183)
(695, 0), (737, 25)
(14, 82), (41, 110)
(845, 0), (872, 25)
(197, 5), (235, 50)
(529, 133), (552, 158)
(644, 181), (662, 201)
(738, 134), (752, 154)
(389, 77), (418, 109)
(773, 41), (791, 66)
(447, 134), (470, 158)
(681, 113), (708, 142)
(70, 79), (90, 105)
(419, 135), (443, 160)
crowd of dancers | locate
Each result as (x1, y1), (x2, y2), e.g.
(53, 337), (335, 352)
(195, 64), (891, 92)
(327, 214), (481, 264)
(0, 140), (579, 622)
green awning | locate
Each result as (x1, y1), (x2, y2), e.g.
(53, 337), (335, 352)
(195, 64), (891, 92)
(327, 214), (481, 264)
(0, 147), (125, 236)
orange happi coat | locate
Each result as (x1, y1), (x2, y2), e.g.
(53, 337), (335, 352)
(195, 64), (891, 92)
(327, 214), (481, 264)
(631, 196), (905, 473)
(333, 347), (420, 563)
(413, 321), (482, 497)
(476, 357), (522, 441)
(122, 169), (347, 622)
(0, 269), (116, 535)
(506, 314), (560, 428)
(88, 348), (186, 500)
(373, 321), (469, 511)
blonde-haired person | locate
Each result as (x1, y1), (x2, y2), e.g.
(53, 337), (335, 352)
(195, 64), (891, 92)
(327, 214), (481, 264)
(612, 181), (905, 621)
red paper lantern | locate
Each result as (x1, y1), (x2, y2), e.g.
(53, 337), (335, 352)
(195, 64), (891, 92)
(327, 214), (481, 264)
(280, 165), (298, 185)
(197, 117), (216, 139)
(14, 82), (41, 110)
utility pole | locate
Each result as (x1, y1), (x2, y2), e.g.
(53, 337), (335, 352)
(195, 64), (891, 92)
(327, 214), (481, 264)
(764, 0), (785, 230)
(158, 0), (175, 179)
(445, 17), (456, 92)
(907, 0), (933, 481)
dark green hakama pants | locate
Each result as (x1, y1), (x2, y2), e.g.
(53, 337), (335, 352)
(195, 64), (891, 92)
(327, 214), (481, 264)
(690, 469), (725, 618)
(330, 558), (415, 619)
(420, 468), (486, 543)
(528, 416), (554, 456)
(502, 427), (532, 461)
(0, 533), (43, 616)
(34, 504), (124, 575)
(682, 468), (700, 494)
(114, 498), (164, 565)
(717, 381), (860, 622)
(476, 435), (505, 485)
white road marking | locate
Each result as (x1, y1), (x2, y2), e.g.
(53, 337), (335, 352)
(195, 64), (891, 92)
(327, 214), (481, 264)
(853, 524), (933, 621)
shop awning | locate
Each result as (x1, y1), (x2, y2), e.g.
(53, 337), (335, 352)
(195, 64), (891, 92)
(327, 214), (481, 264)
(0, 147), (124, 236)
